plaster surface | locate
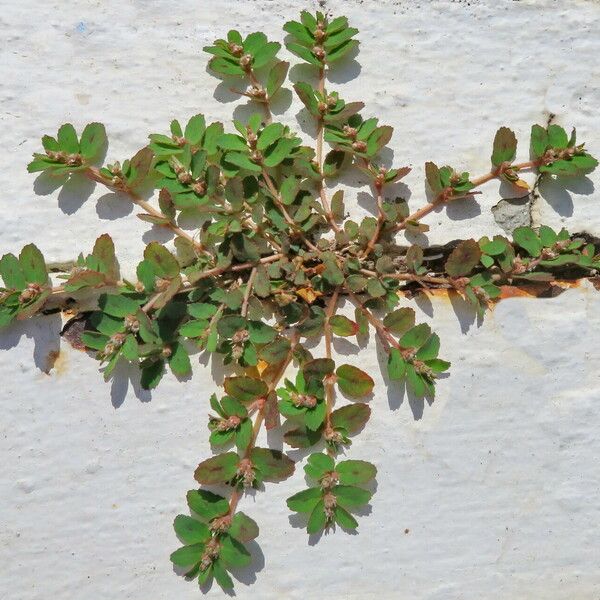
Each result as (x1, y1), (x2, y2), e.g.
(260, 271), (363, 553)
(1, 1), (599, 599)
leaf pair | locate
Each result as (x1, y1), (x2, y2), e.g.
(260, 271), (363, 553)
(287, 452), (375, 533)
(28, 122), (106, 174)
(204, 30), (281, 76)
(284, 11), (359, 67)
(170, 489), (258, 590)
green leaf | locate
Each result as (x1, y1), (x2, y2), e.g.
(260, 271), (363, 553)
(366, 278), (385, 298)
(79, 122), (107, 161)
(387, 348), (407, 381)
(63, 270), (106, 292)
(539, 159), (579, 176)
(144, 242), (180, 279)
(405, 363), (426, 397)
(530, 124), (548, 158)
(250, 447), (295, 482)
(547, 124), (568, 149)
(287, 42), (322, 66)
(427, 358), (451, 373)
(140, 360), (164, 389)
(253, 41), (281, 69)
(186, 489), (229, 520)
(538, 225), (558, 247)
(305, 452), (335, 479)
(382, 307), (415, 335)
(224, 376), (267, 401)
(491, 127), (517, 166)
(326, 39), (359, 64)
(336, 364), (374, 397)
(287, 487), (322, 513)
(480, 238), (507, 256)
(259, 337), (291, 364)
(223, 151), (262, 173)
(218, 133), (248, 152)
(121, 335), (138, 361)
(336, 460), (377, 485)
(307, 500), (327, 533)
(445, 239), (482, 277)
(170, 544), (204, 569)
(263, 138), (298, 167)
(98, 293), (139, 318)
(266, 61), (289, 97)
(399, 323), (431, 350)
(81, 331), (109, 351)
(334, 505), (358, 529)
(168, 342), (192, 376)
(194, 452), (239, 485)
(571, 154), (598, 174)
(330, 403), (370, 434)
(333, 485), (372, 508)
(283, 426), (322, 448)
(513, 226), (542, 257)
(303, 358), (335, 381)
(330, 315), (358, 337)
(247, 320), (277, 344)
(209, 56), (244, 76)
(57, 123), (79, 153)
(184, 114), (206, 145)
(18, 244), (47, 285)
(173, 515), (211, 544)
(0, 253), (27, 290)
(92, 233), (119, 280)
(323, 150), (346, 177)
(229, 512), (259, 542)
(217, 314), (246, 338)
(257, 123), (284, 151)
(219, 534), (251, 568)
(179, 319), (208, 338)
(425, 161), (442, 194)
(415, 333), (440, 361)
(212, 560), (234, 590)
(346, 274), (367, 293)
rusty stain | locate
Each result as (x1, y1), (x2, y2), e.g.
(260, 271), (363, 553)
(43, 349), (60, 374)
(44, 349), (68, 375)
(401, 278), (586, 306)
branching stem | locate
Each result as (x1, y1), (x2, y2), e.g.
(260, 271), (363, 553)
(393, 159), (542, 233)
(228, 330), (298, 515)
(261, 169), (321, 252)
(324, 288), (340, 431)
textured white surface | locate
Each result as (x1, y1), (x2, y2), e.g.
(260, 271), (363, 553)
(1, 1), (600, 599)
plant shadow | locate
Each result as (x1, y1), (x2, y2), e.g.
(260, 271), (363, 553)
(0, 313), (62, 373)
(109, 360), (152, 407)
(33, 171), (97, 215)
(538, 174), (594, 218)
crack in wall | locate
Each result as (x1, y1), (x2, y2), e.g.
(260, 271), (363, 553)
(493, 112), (556, 234)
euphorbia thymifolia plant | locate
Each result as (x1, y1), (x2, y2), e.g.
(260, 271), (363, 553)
(2, 10), (599, 593)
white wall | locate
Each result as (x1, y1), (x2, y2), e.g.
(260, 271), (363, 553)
(1, 1), (599, 598)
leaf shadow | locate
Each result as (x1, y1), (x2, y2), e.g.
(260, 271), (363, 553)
(109, 360), (152, 407)
(0, 313), (62, 372)
(95, 191), (134, 220)
(230, 540), (265, 587)
(445, 197), (482, 221)
(538, 174), (594, 218)
(448, 289), (481, 334)
(32, 171), (97, 215)
(293, 107), (318, 138)
(412, 292), (433, 318)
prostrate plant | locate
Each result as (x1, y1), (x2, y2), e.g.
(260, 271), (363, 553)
(2, 9), (599, 593)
